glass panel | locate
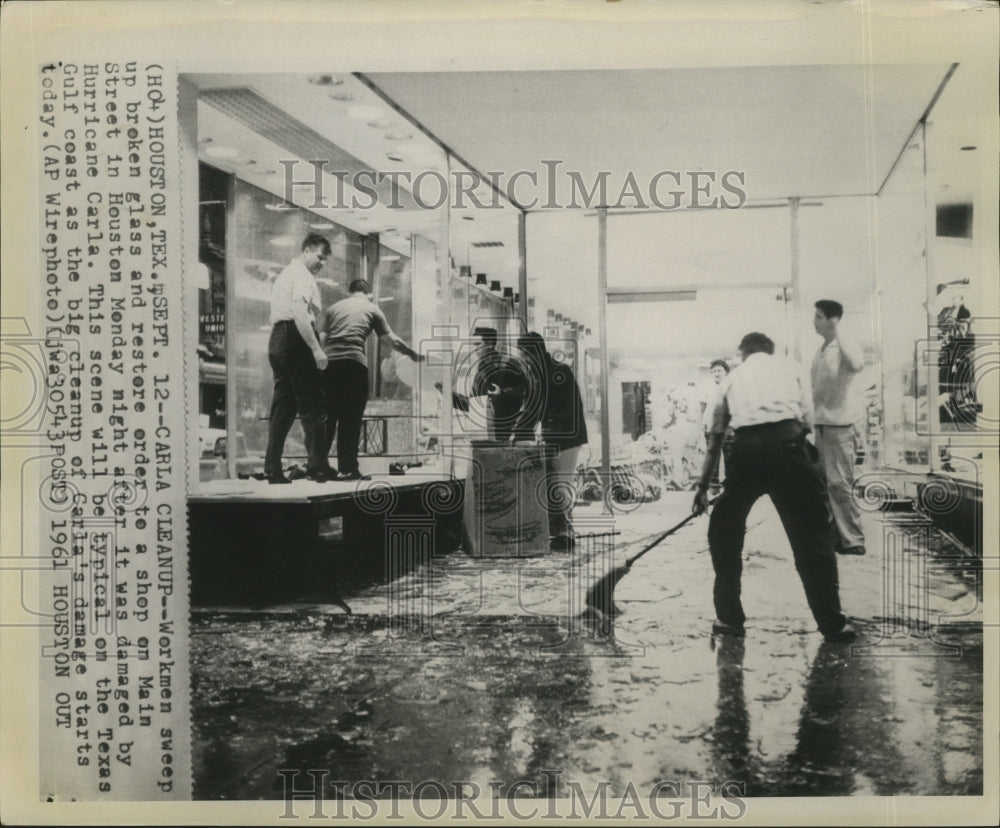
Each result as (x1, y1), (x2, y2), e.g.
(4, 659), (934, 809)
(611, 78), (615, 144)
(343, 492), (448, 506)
(226, 177), (365, 475)
(197, 164), (230, 479)
(798, 196), (879, 469)
(373, 243), (412, 401)
(877, 135), (931, 470)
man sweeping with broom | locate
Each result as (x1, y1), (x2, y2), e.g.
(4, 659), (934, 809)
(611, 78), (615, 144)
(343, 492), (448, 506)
(692, 332), (856, 643)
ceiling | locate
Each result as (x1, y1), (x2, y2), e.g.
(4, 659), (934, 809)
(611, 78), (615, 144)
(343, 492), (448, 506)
(188, 62), (980, 350)
(368, 65), (953, 204)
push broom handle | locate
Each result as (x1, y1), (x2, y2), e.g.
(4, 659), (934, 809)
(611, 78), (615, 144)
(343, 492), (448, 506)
(624, 496), (718, 568)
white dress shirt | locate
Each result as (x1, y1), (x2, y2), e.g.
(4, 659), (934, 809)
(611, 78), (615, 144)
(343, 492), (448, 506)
(708, 352), (813, 433)
(269, 258), (321, 326)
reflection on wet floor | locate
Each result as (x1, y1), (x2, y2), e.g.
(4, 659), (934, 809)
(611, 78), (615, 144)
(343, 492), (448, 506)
(191, 495), (983, 799)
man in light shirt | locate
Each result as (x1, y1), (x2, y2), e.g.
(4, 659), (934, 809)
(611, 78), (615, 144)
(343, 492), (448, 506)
(263, 233), (335, 484)
(693, 332), (855, 643)
(811, 299), (866, 556)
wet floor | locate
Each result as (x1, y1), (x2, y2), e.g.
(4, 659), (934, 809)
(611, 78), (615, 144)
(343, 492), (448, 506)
(191, 493), (983, 799)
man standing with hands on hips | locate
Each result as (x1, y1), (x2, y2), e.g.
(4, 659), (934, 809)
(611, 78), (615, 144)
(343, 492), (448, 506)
(263, 233), (336, 484)
(811, 299), (867, 556)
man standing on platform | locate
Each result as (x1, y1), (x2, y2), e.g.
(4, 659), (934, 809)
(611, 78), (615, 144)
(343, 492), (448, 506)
(693, 332), (855, 643)
(264, 233), (335, 484)
(811, 299), (867, 556)
(320, 279), (423, 481)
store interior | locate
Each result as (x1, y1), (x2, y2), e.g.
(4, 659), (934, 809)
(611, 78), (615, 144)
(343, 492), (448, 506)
(180, 63), (995, 520)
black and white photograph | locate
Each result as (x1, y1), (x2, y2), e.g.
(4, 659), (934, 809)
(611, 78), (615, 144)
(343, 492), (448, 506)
(1, 1), (997, 824)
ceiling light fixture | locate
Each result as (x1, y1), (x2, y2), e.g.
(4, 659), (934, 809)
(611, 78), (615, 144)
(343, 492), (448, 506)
(960, 145), (977, 151)
(329, 91), (355, 102)
(386, 152), (404, 162)
(308, 74), (344, 86)
(385, 130), (413, 142)
(265, 200), (297, 212)
(310, 222), (335, 230)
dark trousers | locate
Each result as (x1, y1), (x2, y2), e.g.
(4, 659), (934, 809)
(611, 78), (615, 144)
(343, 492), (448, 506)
(707, 419), (846, 635)
(323, 359), (369, 475)
(264, 321), (328, 476)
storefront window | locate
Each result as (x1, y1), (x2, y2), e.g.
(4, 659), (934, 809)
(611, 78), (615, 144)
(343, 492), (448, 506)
(226, 176), (367, 473)
(876, 135), (931, 470)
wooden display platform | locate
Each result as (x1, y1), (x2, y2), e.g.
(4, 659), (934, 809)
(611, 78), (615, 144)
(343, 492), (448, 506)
(188, 473), (463, 605)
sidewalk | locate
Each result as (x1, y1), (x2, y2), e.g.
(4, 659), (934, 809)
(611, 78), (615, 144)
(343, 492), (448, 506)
(191, 493), (983, 799)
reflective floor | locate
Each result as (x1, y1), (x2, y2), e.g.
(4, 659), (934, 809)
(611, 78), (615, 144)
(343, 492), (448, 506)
(192, 494), (983, 799)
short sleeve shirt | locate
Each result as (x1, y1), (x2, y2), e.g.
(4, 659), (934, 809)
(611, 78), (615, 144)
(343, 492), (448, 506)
(321, 294), (391, 368)
(269, 258), (321, 325)
(708, 352), (810, 433)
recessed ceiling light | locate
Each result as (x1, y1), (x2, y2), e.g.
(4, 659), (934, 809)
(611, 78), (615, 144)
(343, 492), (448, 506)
(269, 235), (296, 247)
(386, 152), (404, 162)
(265, 201), (297, 212)
(367, 119), (391, 130)
(205, 145), (240, 159)
(310, 222), (335, 230)
(385, 130), (413, 142)
(960, 145), (977, 151)
(329, 91), (355, 102)
(308, 74), (344, 86)
(348, 104), (384, 121)
(462, 215), (475, 221)
(246, 168), (278, 176)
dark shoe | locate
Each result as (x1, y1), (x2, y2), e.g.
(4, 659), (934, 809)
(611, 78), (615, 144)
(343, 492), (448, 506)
(336, 471), (370, 482)
(266, 472), (292, 485)
(823, 622), (857, 643)
(306, 468), (338, 483)
(838, 545), (866, 556)
(711, 619), (745, 637)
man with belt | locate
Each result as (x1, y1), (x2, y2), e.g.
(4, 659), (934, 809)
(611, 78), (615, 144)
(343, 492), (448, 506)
(812, 299), (867, 556)
(320, 279), (423, 481)
(693, 332), (855, 643)
(264, 233), (335, 484)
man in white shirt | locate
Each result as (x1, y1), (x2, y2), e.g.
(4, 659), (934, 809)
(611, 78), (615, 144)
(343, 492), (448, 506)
(694, 332), (854, 643)
(811, 300), (866, 555)
(263, 233), (335, 484)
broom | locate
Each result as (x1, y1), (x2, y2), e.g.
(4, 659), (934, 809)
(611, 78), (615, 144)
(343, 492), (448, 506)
(584, 497), (717, 618)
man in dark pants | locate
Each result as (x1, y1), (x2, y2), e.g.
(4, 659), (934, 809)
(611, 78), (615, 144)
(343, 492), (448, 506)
(320, 279), (422, 481)
(264, 233), (335, 484)
(515, 332), (589, 551)
(693, 332), (855, 643)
